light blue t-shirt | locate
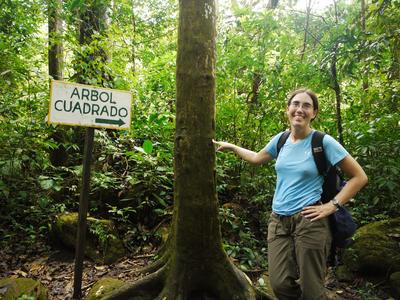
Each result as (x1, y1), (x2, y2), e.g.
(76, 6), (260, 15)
(264, 130), (348, 216)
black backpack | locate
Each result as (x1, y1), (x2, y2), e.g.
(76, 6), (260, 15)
(276, 131), (357, 258)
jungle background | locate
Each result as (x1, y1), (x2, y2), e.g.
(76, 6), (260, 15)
(1, 0), (399, 299)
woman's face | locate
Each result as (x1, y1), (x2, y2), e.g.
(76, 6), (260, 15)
(286, 92), (317, 129)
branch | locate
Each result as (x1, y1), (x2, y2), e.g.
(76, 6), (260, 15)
(289, 9), (328, 25)
(302, 26), (324, 47)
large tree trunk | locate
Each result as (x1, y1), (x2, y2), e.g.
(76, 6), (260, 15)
(105, 1), (272, 299)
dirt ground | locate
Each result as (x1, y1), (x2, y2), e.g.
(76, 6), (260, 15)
(0, 241), (392, 299)
(0, 241), (152, 299)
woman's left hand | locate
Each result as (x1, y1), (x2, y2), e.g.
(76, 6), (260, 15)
(301, 202), (337, 222)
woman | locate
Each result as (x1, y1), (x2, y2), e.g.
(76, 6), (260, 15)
(213, 88), (368, 299)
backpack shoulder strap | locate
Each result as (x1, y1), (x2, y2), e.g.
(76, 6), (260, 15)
(277, 131), (290, 155)
(311, 131), (328, 176)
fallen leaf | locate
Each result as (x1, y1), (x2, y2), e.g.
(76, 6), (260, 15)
(96, 270), (108, 277)
(65, 281), (73, 293)
(388, 233), (400, 238)
(13, 270), (28, 277)
(94, 265), (107, 271)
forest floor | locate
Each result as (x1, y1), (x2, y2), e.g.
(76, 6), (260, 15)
(0, 240), (392, 300)
(0, 240), (152, 299)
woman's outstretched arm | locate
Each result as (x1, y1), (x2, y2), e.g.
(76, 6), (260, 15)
(212, 139), (272, 165)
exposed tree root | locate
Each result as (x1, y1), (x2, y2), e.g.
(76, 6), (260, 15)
(138, 250), (170, 274)
(106, 264), (167, 300)
(138, 235), (173, 275)
(105, 256), (273, 300)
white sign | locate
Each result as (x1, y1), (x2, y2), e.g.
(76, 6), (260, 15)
(48, 80), (132, 130)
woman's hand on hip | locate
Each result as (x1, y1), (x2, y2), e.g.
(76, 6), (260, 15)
(301, 202), (337, 222)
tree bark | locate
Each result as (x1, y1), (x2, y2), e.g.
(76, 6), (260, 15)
(75, 0), (111, 86)
(360, 0), (369, 91)
(72, 0), (111, 151)
(331, 0), (344, 146)
(48, 0), (63, 80)
(267, 0), (279, 9)
(131, 0), (136, 75)
(300, 0), (311, 60)
(48, 0), (68, 167)
(330, 48), (344, 146)
(105, 1), (272, 298)
(388, 37), (400, 112)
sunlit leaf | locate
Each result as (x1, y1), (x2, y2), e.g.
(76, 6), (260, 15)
(143, 140), (153, 154)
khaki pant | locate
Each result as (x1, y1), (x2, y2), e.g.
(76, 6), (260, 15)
(267, 211), (331, 300)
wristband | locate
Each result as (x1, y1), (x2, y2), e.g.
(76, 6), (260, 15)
(331, 197), (341, 208)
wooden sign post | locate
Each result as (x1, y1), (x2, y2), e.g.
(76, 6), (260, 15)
(72, 127), (94, 299)
(48, 80), (132, 299)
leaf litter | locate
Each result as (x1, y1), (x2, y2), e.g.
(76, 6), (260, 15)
(0, 241), (153, 299)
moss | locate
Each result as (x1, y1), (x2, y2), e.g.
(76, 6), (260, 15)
(85, 278), (125, 300)
(0, 278), (47, 300)
(87, 218), (126, 264)
(50, 213), (125, 264)
(335, 265), (355, 282)
(342, 217), (400, 275)
(155, 225), (169, 244)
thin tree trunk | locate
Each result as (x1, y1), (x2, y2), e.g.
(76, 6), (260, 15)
(131, 0), (136, 75)
(361, 0), (366, 31)
(331, 0), (344, 145)
(48, 0), (63, 80)
(389, 38), (400, 81)
(267, 0), (279, 9)
(48, 0), (67, 167)
(76, 0), (111, 85)
(242, 0), (278, 149)
(72, 0), (111, 150)
(361, 0), (369, 91)
(331, 48), (344, 146)
(248, 72), (263, 105)
(300, 0), (311, 60)
(388, 37), (400, 112)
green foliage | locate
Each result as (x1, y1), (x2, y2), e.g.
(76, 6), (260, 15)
(355, 281), (384, 300)
(86, 130), (174, 249)
(16, 295), (35, 300)
(348, 113), (400, 221)
(220, 206), (268, 271)
(1, 0), (399, 285)
(89, 219), (117, 252)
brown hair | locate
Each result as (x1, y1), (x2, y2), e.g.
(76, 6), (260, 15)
(287, 88), (319, 111)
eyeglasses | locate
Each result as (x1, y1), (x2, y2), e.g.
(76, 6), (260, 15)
(289, 101), (313, 110)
